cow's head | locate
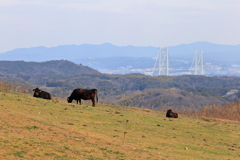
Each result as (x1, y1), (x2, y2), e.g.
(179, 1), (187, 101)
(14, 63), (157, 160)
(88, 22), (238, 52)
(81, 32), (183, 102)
(33, 88), (41, 97)
(33, 88), (40, 92)
(167, 109), (172, 113)
(67, 97), (73, 103)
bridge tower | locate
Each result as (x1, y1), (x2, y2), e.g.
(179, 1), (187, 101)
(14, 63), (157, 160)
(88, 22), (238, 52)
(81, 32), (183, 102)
(190, 49), (204, 75)
(152, 47), (169, 76)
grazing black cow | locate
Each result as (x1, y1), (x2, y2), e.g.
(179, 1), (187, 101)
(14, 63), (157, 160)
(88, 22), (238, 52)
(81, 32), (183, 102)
(33, 88), (51, 100)
(67, 88), (98, 107)
(166, 109), (178, 118)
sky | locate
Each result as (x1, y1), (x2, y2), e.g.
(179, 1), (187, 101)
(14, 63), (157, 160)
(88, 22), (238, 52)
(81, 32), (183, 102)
(0, 0), (240, 53)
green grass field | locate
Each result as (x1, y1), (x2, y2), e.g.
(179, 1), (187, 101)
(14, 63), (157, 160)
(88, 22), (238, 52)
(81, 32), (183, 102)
(0, 90), (240, 160)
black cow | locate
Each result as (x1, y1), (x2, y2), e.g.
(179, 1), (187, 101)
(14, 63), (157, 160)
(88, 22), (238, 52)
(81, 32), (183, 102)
(67, 88), (98, 107)
(33, 88), (51, 100)
(166, 109), (178, 118)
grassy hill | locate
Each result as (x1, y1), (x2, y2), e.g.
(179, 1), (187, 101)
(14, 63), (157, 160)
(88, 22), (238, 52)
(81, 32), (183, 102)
(1, 90), (240, 159)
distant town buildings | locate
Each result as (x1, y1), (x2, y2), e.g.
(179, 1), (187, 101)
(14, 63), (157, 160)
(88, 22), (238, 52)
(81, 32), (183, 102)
(99, 63), (240, 76)
(225, 89), (238, 95)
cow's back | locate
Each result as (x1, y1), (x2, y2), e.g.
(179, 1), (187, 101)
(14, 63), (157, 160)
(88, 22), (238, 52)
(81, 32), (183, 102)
(69, 88), (83, 99)
(78, 89), (94, 99)
(43, 92), (51, 99)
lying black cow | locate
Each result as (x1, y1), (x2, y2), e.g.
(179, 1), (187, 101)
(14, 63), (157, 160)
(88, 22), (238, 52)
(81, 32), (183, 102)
(166, 109), (178, 118)
(67, 88), (98, 107)
(33, 88), (51, 100)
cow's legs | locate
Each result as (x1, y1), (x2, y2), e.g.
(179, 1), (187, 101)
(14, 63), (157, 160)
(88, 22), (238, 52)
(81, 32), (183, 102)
(91, 98), (95, 107)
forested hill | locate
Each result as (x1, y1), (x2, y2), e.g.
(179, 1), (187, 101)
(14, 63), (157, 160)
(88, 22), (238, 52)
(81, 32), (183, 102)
(0, 60), (100, 75)
(1, 60), (240, 109)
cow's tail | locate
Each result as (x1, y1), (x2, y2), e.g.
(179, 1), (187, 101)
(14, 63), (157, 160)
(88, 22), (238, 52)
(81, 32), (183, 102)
(95, 89), (98, 102)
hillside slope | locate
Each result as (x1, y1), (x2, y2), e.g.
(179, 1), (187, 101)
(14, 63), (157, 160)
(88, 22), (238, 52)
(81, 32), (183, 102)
(0, 90), (240, 159)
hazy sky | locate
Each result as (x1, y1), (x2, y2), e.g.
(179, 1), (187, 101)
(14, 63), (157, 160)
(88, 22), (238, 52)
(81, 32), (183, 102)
(0, 0), (240, 53)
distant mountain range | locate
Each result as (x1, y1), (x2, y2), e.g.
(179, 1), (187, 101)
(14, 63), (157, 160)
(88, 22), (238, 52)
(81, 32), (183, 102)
(0, 42), (240, 74)
(1, 41), (240, 60)
(0, 43), (157, 61)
